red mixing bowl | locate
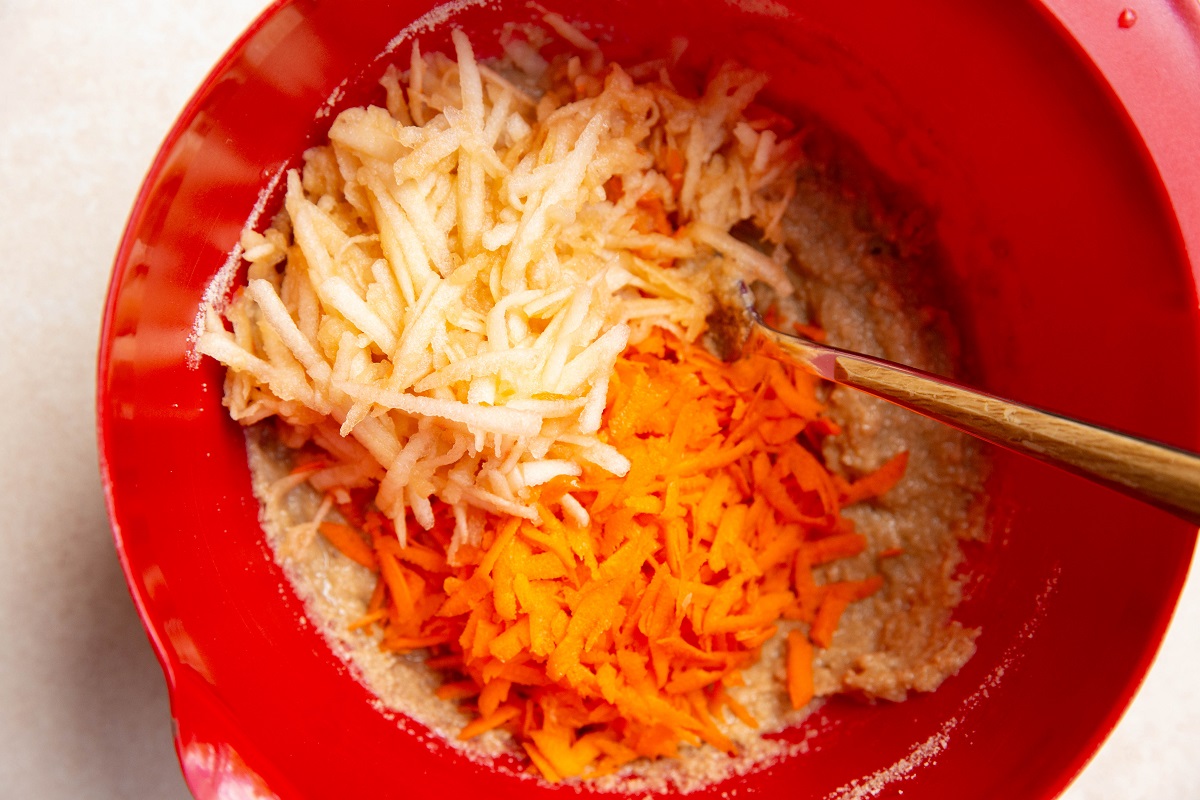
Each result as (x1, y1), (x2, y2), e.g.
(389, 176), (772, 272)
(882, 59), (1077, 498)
(98, 0), (1200, 797)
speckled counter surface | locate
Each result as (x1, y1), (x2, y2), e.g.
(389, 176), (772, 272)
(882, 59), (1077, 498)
(0, 1), (1196, 797)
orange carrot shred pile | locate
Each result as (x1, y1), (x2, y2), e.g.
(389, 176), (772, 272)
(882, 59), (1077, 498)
(327, 330), (907, 781)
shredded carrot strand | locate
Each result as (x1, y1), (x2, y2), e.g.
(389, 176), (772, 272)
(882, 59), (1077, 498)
(840, 451), (910, 505)
(318, 522), (376, 569)
(805, 533), (867, 566)
(458, 705), (521, 740)
(786, 629), (814, 709)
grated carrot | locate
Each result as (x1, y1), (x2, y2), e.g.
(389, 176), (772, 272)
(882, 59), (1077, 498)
(459, 705), (521, 740)
(316, 330), (902, 781)
(839, 451), (910, 505)
(435, 680), (479, 701)
(318, 522), (377, 570)
(786, 630), (814, 709)
(809, 576), (885, 648)
(791, 321), (828, 343)
(805, 533), (867, 566)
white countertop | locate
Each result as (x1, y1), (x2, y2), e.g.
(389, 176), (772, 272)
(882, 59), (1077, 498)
(1, 1), (1196, 797)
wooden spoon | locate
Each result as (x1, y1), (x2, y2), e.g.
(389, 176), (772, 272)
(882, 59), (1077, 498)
(726, 282), (1200, 526)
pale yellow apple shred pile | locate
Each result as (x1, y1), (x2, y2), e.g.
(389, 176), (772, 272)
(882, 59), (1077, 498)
(198, 19), (984, 794)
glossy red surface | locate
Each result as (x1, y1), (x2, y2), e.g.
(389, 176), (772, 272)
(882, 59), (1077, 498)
(98, 1), (1200, 798)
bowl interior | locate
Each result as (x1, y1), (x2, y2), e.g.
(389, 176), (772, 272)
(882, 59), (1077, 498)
(99, 0), (1200, 798)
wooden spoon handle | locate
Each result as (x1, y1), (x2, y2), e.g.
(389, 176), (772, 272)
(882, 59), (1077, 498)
(757, 326), (1200, 526)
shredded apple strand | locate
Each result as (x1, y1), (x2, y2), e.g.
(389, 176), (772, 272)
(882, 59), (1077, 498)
(319, 331), (906, 781)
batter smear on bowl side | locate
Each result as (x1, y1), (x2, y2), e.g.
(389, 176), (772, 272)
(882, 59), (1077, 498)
(197, 18), (985, 792)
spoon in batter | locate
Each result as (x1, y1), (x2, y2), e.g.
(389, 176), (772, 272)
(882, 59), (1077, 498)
(721, 281), (1200, 526)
